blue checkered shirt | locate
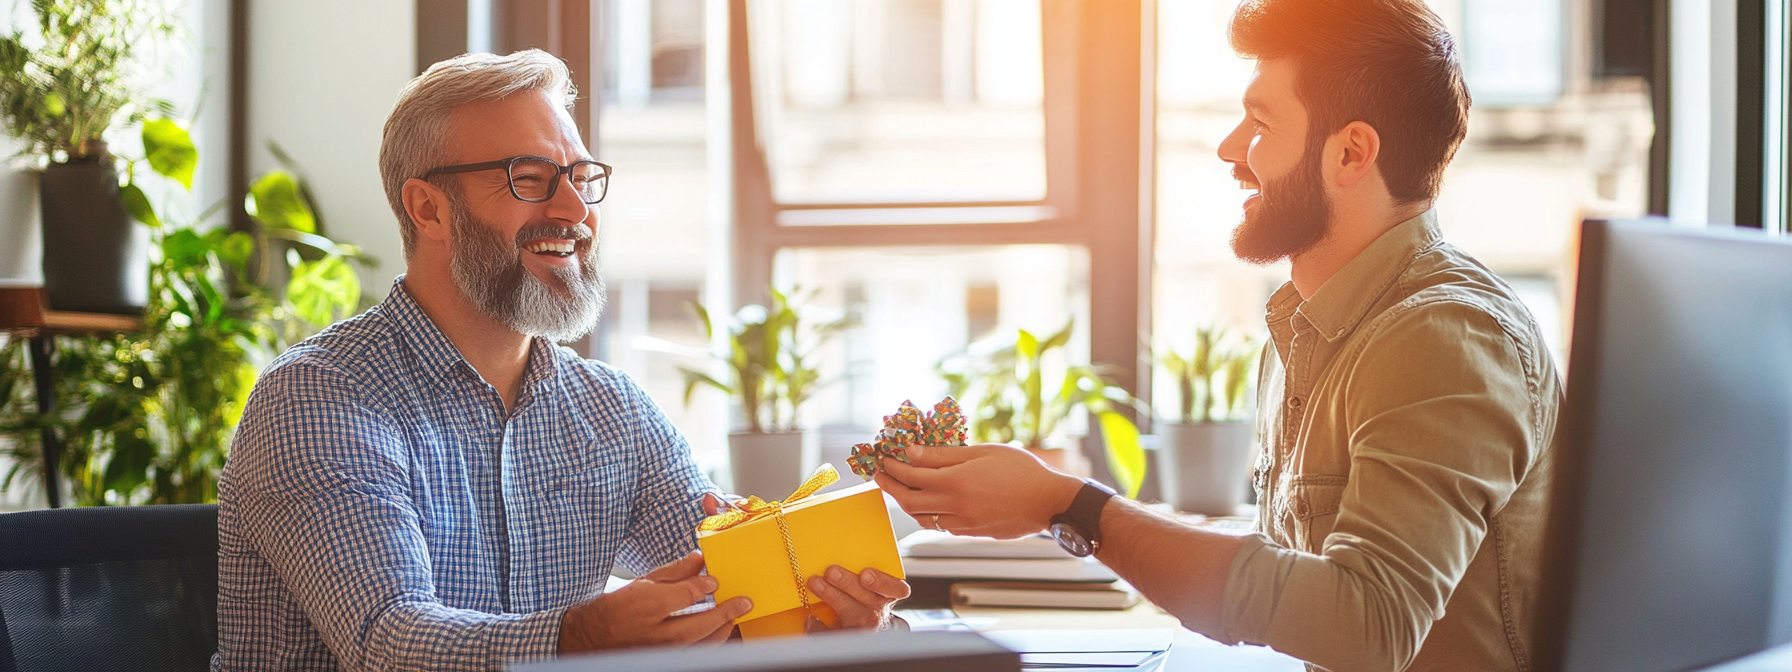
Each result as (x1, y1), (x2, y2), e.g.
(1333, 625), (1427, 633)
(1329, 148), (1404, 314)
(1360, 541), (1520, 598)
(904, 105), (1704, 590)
(213, 278), (713, 671)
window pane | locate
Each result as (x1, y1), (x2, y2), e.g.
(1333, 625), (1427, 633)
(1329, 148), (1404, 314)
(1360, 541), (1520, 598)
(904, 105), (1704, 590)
(594, 0), (725, 475)
(751, 0), (1048, 203)
(779, 245), (1090, 468)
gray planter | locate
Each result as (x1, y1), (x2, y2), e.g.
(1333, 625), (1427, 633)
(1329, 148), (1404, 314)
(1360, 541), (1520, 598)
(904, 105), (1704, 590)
(1156, 422), (1254, 516)
(39, 158), (147, 314)
(728, 431), (806, 499)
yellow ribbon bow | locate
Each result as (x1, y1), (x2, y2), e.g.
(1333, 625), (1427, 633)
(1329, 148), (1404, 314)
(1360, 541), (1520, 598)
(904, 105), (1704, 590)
(699, 464), (840, 532)
(697, 464), (841, 613)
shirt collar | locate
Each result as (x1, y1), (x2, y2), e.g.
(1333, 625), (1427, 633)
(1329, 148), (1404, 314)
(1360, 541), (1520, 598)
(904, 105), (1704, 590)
(1283, 209), (1443, 342)
(383, 276), (561, 398)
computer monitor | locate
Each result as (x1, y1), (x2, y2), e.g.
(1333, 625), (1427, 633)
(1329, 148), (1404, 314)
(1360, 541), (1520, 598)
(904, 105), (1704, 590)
(1536, 220), (1792, 672)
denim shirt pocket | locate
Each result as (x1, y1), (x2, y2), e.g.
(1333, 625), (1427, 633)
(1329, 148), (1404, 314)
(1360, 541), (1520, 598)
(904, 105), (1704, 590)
(1286, 473), (1349, 553)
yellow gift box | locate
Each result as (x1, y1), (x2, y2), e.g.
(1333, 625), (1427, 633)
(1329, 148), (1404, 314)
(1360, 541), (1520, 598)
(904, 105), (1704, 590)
(696, 465), (906, 639)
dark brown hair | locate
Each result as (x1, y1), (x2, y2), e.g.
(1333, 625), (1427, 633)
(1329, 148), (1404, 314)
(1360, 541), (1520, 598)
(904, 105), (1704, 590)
(1229, 0), (1470, 204)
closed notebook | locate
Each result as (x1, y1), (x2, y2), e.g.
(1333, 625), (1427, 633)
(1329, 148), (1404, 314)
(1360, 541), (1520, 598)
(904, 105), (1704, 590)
(902, 556), (1119, 582)
(950, 581), (1142, 610)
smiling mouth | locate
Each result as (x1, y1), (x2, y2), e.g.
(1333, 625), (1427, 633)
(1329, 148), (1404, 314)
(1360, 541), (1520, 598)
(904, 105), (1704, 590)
(523, 240), (578, 258)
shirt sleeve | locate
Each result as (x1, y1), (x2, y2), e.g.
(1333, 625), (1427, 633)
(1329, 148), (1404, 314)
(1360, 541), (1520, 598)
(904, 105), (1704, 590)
(1211, 300), (1550, 672)
(228, 359), (564, 672)
(609, 370), (713, 576)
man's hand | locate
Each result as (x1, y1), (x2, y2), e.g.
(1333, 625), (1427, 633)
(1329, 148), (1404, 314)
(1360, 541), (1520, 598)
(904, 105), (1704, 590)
(876, 443), (1085, 539)
(805, 566), (910, 632)
(557, 551), (752, 654)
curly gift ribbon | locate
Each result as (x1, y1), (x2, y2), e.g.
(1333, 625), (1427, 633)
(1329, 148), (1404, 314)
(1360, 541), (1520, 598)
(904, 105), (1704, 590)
(699, 464), (841, 612)
(849, 397), (968, 479)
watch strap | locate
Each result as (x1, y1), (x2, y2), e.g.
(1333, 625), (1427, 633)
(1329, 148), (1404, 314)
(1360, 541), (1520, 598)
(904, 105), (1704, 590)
(1060, 479), (1117, 548)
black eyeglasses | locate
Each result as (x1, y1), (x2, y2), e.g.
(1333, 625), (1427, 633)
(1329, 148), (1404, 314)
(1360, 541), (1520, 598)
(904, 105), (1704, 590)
(422, 155), (613, 204)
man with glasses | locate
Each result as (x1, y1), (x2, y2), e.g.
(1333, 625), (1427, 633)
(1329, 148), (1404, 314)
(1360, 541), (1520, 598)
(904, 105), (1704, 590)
(213, 50), (906, 672)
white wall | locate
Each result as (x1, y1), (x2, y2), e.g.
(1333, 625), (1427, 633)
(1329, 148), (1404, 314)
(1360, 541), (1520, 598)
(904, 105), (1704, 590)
(248, 0), (415, 296)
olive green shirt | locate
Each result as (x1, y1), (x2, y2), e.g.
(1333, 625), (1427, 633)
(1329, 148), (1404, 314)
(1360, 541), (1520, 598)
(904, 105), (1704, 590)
(1211, 211), (1562, 672)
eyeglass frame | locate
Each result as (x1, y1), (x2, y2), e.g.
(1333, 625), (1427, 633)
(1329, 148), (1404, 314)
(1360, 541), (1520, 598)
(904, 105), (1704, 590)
(420, 155), (613, 204)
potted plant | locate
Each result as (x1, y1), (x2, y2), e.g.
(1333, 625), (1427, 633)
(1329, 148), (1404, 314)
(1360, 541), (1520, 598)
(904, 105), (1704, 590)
(679, 288), (846, 498)
(0, 129), (372, 507)
(1156, 326), (1260, 515)
(936, 320), (1148, 498)
(0, 0), (177, 314)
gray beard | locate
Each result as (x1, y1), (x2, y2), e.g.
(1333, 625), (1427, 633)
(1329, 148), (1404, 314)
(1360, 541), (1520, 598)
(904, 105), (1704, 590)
(446, 191), (605, 343)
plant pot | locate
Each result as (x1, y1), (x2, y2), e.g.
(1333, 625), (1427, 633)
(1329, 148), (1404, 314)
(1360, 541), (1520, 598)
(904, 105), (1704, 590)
(1026, 445), (1092, 478)
(1156, 421), (1254, 516)
(729, 431), (807, 498)
(39, 157), (147, 314)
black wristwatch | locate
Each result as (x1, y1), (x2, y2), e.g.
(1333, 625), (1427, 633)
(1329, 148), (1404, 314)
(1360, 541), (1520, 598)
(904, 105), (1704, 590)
(1049, 479), (1117, 557)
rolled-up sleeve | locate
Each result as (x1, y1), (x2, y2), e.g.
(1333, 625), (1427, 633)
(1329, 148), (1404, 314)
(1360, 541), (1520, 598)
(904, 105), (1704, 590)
(230, 361), (563, 672)
(1210, 300), (1547, 672)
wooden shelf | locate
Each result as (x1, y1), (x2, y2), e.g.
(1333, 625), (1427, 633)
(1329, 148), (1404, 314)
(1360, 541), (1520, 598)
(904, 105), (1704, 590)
(0, 287), (142, 336)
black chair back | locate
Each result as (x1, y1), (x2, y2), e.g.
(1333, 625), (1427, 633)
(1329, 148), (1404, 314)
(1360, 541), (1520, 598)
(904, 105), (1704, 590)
(0, 504), (219, 672)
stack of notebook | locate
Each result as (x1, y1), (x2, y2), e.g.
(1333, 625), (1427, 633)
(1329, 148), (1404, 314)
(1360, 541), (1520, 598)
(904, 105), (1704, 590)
(898, 530), (1141, 610)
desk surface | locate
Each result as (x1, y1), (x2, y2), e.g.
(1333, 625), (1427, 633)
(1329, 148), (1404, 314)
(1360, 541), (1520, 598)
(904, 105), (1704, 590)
(942, 601), (1304, 671)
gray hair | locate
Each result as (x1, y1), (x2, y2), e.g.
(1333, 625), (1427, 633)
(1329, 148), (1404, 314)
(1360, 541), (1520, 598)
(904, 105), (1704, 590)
(379, 49), (577, 258)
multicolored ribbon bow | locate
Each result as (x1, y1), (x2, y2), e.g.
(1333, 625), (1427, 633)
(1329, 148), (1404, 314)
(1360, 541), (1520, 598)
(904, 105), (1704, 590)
(698, 464), (841, 612)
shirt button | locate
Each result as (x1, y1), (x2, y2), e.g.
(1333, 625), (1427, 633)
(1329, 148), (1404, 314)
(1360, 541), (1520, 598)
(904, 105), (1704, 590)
(1289, 396), (1304, 409)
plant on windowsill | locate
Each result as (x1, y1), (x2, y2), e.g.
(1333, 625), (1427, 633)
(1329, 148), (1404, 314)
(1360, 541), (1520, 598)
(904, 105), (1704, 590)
(0, 129), (373, 507)
(0, 0), (179, 314)
(936, 320), (1148, 499)
(678, 288), (849, 498)
(1156, 325), (1261, 515)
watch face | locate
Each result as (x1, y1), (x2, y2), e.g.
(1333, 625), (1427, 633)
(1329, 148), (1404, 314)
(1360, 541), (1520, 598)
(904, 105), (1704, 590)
(1050, 522), (1094, 557)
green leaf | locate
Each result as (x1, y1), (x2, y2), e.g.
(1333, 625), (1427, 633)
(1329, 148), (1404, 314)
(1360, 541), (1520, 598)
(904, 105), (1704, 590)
(141, 118), (197, 190)
(1017, 329), (1040, 360)
(1097, 411), (1146, 499)
(215, 231), (255, 271)
(287, 255), (359, 326)
(1039, 320), (1075, 352)
(120, 182), (159, 228)
(247, 170), (317, 233)
(160, 229), (209, 266)
(678, 368), (734, 407)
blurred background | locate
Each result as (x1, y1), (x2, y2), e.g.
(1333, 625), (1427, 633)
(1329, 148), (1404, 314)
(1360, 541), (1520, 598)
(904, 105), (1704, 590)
(0, 0), (1675, 508)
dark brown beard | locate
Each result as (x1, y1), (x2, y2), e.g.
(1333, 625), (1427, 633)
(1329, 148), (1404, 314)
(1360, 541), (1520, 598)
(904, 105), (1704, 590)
(1230, 133), (1332, 265)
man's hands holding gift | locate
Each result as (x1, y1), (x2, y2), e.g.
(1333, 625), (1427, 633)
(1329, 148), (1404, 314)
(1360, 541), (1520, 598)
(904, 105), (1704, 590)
(556, 550), (752, 654)
(805, 566), (909, 632)
(701, 493), (911, 633)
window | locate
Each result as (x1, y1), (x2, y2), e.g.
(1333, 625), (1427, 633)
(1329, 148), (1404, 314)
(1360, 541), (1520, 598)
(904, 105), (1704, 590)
(750, 0), (1047, 203)
(590, 0), (727, 473)
(729, 0), (1147, 488)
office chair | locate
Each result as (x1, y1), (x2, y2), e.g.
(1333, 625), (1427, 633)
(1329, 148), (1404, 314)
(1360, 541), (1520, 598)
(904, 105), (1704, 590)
(0, 504), (219, 672)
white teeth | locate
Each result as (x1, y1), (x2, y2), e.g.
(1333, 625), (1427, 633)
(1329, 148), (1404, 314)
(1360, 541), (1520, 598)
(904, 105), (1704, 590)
(525, 241), (577, 254)
(1239, 180), (1260, 190)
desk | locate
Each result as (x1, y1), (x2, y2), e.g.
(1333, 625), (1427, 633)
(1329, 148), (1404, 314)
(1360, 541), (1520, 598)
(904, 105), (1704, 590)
(924, 601), (1304, 670)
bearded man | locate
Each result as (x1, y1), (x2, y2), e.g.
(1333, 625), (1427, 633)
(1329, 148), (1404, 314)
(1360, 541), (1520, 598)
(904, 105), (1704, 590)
(877, 1), (1561, 671)
(213, 50), (906, 672)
